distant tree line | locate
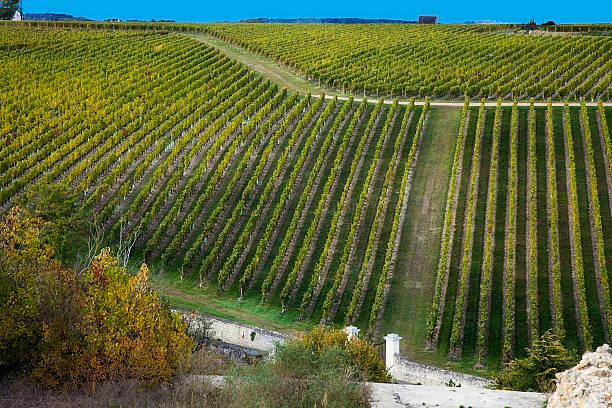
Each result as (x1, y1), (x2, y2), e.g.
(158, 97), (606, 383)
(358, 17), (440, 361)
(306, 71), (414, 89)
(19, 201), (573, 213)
(0, 0), (19, 20)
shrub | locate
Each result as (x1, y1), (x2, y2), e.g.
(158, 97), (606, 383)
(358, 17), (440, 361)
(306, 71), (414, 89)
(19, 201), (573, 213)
(17, 183), (91, 264)
(223, 340), (371, 408)
(0, 208), (194, 389)
(295, 326), (389, 383)
(495, 330), (578, 392)
(0, 208), (58, 371)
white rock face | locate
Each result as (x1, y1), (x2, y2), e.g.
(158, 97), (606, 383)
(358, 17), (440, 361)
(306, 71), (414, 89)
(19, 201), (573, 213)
(548, 343), (612, 408)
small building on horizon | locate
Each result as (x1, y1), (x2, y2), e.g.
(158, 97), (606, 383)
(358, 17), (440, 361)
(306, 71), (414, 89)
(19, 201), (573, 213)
(418, 15), (438, 24)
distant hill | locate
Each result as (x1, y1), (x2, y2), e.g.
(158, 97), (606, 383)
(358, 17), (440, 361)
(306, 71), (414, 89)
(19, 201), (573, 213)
(240, 17), (417, 24)
(454, 20), (506, 24)
(23, 13), (91, 21)
(238, 17), (515, 25)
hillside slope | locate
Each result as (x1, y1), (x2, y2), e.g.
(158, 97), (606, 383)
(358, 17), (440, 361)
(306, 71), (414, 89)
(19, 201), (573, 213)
(2, 23), (612, 368)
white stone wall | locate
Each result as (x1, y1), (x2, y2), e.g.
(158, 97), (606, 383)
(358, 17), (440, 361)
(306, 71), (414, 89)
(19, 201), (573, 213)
(180, 311), (493, 389)
(391, 355), (493, 388)
(180, 311), (288, 352)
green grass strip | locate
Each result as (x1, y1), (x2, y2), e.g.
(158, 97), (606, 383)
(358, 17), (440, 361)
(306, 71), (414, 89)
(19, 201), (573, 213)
(426, 96), (470, 343)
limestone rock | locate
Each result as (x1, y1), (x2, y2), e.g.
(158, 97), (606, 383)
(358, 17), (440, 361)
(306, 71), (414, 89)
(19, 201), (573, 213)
(548, 344), (612, 408)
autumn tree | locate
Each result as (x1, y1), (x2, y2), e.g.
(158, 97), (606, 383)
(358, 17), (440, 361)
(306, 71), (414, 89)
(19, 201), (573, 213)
(0, 208), (60, 370)
(18, 183), (92, 264)
(0, 0), (19, 20)
(0, 208), (194, 388)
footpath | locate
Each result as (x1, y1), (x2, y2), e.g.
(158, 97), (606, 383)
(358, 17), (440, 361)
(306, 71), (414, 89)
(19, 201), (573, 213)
(369, 383), (548, 408)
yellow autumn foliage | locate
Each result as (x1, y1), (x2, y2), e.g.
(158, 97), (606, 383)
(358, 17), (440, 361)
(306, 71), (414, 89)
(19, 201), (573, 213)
(0, 208), (194, 389)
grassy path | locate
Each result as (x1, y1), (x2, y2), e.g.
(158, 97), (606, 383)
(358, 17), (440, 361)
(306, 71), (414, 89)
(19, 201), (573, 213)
(379, 106), (461, 354)
(149, 274), (312, 335)
(188, 33), (327, 95)
(438, 107), (478, 352)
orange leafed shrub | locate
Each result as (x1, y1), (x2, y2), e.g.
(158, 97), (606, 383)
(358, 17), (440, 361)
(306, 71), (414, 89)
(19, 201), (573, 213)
(0, 208), (194, 389)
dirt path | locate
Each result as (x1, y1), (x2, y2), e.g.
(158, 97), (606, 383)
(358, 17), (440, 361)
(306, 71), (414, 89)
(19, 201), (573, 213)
(188, 33), (612, 108)
(379, 106), (462, 352)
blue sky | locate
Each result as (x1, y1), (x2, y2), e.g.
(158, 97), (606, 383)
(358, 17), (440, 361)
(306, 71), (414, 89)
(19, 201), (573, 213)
(25, 0), (611, 24)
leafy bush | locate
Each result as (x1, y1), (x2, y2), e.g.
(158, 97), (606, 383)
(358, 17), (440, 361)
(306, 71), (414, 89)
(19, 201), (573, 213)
(223, 340), (370, 408)
(295, 326), (389, 383)
(495, 330), (578, 392)
(0, 208), (194, 389)
(18, 183), (91, 264)
(0, 208), (58, 371)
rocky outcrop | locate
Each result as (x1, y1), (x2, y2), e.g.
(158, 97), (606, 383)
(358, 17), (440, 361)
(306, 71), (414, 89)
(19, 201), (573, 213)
(548, 344), (612, 408)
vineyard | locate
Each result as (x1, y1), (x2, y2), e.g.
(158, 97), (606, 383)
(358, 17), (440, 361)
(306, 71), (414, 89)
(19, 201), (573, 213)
(0, 24), (430, 336)
(201, 23), (612, 100)
(3, 22), (612, 367)
(426, 99), (612, 363)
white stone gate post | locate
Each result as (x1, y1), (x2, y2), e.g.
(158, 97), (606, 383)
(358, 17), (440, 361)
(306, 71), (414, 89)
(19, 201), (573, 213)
(344, 325), (360, 341)
(383, 333), (402, 373)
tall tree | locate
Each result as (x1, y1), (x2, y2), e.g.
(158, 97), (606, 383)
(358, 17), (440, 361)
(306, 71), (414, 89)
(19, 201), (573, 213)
(0, 1), (19, 20)
(18, 183), (92, 264)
